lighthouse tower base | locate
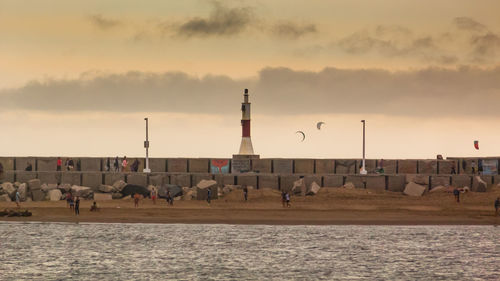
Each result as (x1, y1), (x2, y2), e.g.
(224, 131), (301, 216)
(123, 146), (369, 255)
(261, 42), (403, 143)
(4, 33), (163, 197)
(232, 151), (260, 174)
(238, 137), (255, 155)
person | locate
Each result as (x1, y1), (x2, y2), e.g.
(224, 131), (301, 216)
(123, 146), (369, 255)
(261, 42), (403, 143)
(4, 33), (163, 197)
(281, 191), (286, 207)
(122, 156), (128, 172)
(114, 156), (119, 172)
(495, 197), (500, 216)
(131, 159), (139, 172)
(207, 188), (211, 204)
(68, 158), (74, 171)
(90, 201), (98, 212)
(134, 193), (140, 208)
(0, 162), (4, 179)
(105, 158), (111, 172)
(451, 167), (456, 174)
(243, 185), (248, 201)
(65, 158), (70, 171)
(76, 159), (81, 171)
(285, 192), (291, 207)
(166, 190), (173, 206)
(69, 195), (75, 211)
(15, 191), (21, 208)
(56, 157), (62, 171)
(471, 162), (476, 175)
(453, 187), (460, 203)
(74, 197), (80, 215)
(151, 188), (157, 205)
(25, 162), (33, 171)
(66, 193), (72, 207)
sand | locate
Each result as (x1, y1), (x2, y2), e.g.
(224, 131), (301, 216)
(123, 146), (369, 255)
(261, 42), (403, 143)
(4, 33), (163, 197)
(1, 187), (500, 225)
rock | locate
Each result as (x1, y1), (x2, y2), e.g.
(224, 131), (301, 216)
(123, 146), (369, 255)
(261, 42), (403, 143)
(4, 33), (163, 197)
(112, 192), (123, 199)
(17, 183), (27, 201)
(158, 184), (183, 198)
(112, 180), (127, 192)
(58, 183), (72, 192)
(98, 184), (116, 193)
(31, 190), (46, 201)
(404, 182), (426, 196)
(41, 183), (58, 192)
(1, 182), (16, 198)
(307, 181), (321, 195)
(472, 176), (487, 192)
(94, 193), (113, 201)
(71, 185), (94, 199)
(183, 190), (194, 200)
(48, 189), (62, 201)
(343, 182), (355, 189)
(121, 184), (149, 197)
(28, 179), (41, 190)
(291, 178), (306, 196)
(429, 185), (447, 193)
(121, 195), (131, 200)
(462, 186), (470, 192)
(196, 180), (217, 189)
(0, 194), (11, 202)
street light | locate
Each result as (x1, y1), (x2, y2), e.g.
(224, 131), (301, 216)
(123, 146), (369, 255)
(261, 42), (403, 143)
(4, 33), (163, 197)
(143, 117), (151, 173)
(360, 120), (367, 175)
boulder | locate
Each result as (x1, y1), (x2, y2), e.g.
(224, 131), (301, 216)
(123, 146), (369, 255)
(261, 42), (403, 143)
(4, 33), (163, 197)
(17, 183), (27, 201)
(429, 185), (447, 193)
(0, 194), (11, 202)
(307, 181), (321, 195)
(196, 179), (217, 189)
(93, 193), (113, 201)
(343, 182), (355, 189)
(291, 178), (306, 196)
(183, 190), (195, 200)
(121, 195), (131, 200)
(1, 182), (16, 198)
(41, 184), (58, 192)
(112, 192), (123, 199)
(404, 182), (426, 196)
(70, 185), (94, 199)
(48, 189), (62, 201)
(58, 183), (72, 192)
(472, 176), (487, 192)
(31, 190), (46, 201)
(121, 184), (150, 197)
(28, 179), (41, 190)
(112, 180), (127, 192)
(158, 184), (183, 198)
(98, 184), (116, 193)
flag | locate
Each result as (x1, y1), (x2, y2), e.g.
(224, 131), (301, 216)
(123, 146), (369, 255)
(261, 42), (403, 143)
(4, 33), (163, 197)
(474, 140), (479, 150)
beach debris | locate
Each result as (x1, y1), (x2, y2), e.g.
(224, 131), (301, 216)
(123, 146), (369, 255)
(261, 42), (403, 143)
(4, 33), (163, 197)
(296, 131), (306, 142)
(98, 184), (116, 193)
(93, 193), (113, 201)
(121, 184), (150, 198)
(48, 189), (62, 201)
(307, 181), (321, 195)
(0, 194), (11, 202)
(196, 180), (217, 189)
(316, 122), (325, 130)
(472, 176), (487, 192)
(0, 209), (32, 217)
(404, 182), (426, 196)
(112, 180), (127, 192)
(31, 189), (46, 201)
(474, 140), (479, 150)
(28, 179), (41, 191)
(343, 182), (355, 189)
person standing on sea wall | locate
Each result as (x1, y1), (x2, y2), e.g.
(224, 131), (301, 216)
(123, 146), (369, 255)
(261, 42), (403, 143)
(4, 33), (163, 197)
(105, 158), (111, 172)
(25, 162), (32, 171)
(74, 197), (80, 215)
(495, 197), (499, 216)
(122, 156), (128, 172)
(56, 157), (62, 171)
(114, 156), (119, 172)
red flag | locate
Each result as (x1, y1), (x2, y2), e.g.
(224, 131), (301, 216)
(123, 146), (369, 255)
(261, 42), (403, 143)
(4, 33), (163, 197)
(474, 140), (479, 150)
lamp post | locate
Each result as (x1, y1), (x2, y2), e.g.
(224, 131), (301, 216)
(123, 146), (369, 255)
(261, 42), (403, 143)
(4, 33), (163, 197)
(143, 117), (151, 173)
(360, 120), (367, 175)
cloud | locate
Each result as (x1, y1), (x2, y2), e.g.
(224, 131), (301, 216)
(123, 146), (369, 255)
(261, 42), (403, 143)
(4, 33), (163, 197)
(271, 22), (317, 39)
(2, 66), (500, 118)
(88, 14), (121, 30)
(453, 17), (487, 32)
(172, 1), (254, 37)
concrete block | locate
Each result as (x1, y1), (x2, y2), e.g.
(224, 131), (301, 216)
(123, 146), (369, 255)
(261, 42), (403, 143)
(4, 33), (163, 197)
(148, 173), (169, 186)
(0, 157), (15, 171)
(16, 157), (36, 171)
(31, 189), (45, 201)
(345, 175), (365, 188)
(37, 172), (61, 185)
(251, 159), (272, 173)
(273, 159), (293, 174)
(28, 179), (41, 190)
(398, 160), (418, 174)
(231, 158), (251, 173)
(80, 158), (102, 171)
(451, 175), (472, 188)
(93, 193), (113, 201)
(377, 159), (397, 174)
(126, 173), (148, 187)
(387, 175), (406, 192)
(362, 159), (377, 174)
(294, 159), (315, 174)
(472, 176), (490, 192)
(406, 174), (430, 186)
(170, 174), (191, 187)
(210, 159), (230, 174)
(0, 171), (15, 183)
(37, 157), (58, 171)
(430, 175), (450, 189)
(149, 158), (167, 172)
(404, 182), (426, 196)
(16, 172), (37, 183)
(315, 159), (335, 174)
(188, 158), (209, 173)
(81, 173), (103, 189)
(167, 158), (188, 173)
(335, 159), (357, 174)
(214, 174), (235, 187)
(365, 176), (386, 191)
(418, 160), (437, 174)
(192, 174), (213, 186)
(438, 160), (457, 174)
(303, 175), (322, 188)
(458, 158), (478, 174)
(280, 175), (301, 192)
(323, 175), (344, 187)
(103, 173), (125, 186)
(236, 175), (258, 188)
(258, 174), (279, 189)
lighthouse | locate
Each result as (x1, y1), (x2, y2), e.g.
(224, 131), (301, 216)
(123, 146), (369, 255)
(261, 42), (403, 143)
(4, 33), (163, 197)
(238, 89), (255, 155)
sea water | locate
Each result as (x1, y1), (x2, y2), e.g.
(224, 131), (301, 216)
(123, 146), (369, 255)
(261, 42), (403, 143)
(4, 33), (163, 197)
(0, 223), (498, 280)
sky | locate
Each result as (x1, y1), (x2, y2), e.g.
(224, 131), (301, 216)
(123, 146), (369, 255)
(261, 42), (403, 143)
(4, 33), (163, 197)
(1, 0), (500, 158)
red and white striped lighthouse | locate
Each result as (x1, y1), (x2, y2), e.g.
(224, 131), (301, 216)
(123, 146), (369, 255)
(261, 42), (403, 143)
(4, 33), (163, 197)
(238, 89), (255, 155)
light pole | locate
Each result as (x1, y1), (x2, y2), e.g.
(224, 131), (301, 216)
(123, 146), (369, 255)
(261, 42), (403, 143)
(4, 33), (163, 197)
(143, 117), (151, 173)
(360, 120), (367, 175)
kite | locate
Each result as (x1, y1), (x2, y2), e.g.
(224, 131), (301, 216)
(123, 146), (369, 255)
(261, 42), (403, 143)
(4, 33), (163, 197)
(474, 140), (479, 150)
(316, 122), (325, 130)
(296, 131), (305, 142)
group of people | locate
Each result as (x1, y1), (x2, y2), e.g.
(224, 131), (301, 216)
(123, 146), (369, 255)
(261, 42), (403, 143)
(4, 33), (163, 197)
(104, 156), (141, 173)
(65, 193), (81, 215)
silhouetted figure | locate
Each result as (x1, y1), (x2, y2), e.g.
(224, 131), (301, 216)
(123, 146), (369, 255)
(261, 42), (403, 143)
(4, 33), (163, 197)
(243, 186), (248, 201)
(114, 156), (119, 172)
(451, 167), (456, 174)
(495, 197), (500, 216)
(90, 201), (98, 212)
(105, 158), (111, 172)
(122, 156), (128, 172)
(453, 187), (460, 203)
(207, 188), (212, 204)
(75, 197), (80, 215)
(134, 193), (140, 208)
(25, 162), (32, 171)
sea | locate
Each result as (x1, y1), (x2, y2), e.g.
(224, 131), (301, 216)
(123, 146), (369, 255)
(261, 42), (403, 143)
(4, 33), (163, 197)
(0, 223), (498, 280)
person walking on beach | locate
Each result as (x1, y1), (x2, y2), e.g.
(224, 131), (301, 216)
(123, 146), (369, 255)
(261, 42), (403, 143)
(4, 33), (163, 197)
(151, 188), (157, 205)
(69, 195), (74, 211)
(56, 157), (62, 171)
(453, 187), (460, 203)
(207, 188), (212, 204)
(495, 197), (500, 216)
(134, 193), (140, 208)
(243, 186), (248, 201)
(166, 190), (173, 205)
(15, 190), (21, 208)
(122, 156), (128, 172)
(114, 156), (119, 172)
(285, 192), (291, 207)
(74, 197), (80, 215)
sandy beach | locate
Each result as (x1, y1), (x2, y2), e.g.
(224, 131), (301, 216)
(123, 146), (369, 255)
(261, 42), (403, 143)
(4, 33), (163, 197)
(1, 188), (499, 225)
